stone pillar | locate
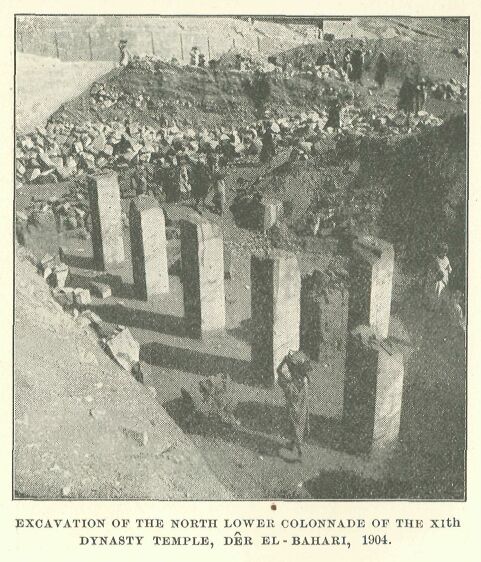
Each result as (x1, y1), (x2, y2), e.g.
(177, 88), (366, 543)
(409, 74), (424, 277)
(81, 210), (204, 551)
(180, 215), (225, 338)
(129, 197), (169, 300)
(300, 268), (349, 366)
(251, 251), (301, 385)
(88, 171), (124, 270)
(343, 325), (404, 454)
(348, 235), (394, 339)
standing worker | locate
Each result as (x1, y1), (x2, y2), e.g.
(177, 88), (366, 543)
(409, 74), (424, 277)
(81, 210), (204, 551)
(415, 78), (428, 112)
(260, 125), (277, 165)
(425, 242), (453, 307)
(375, 52), (389, 89)
(277, 350), (312, 459)
(398, 76), (416, 118)
(118, 39), (131, 67)
(350, 47), (365, 84)
(324, 94), (343, 130)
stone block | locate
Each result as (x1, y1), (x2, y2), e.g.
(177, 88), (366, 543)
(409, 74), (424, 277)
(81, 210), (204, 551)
(106, 327), (140, 371)
(73, 288), (92, 306)
(39, 254), (55, 276)
(251, 251), (301, 385)
(129, 197), (169, 300)
(343, 325), (404, 454)
(87, 171), (125, 271)
(49, 264), (69, 288)
(90, 282), (112, 299)
(180, 215), (225, 338)
(349, 235), (394, 339)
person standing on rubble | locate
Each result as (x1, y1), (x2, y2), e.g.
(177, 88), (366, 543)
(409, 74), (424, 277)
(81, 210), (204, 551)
(277, 350), (312, 459)
(118, 39), (131, 68)
(260, 125), (277, 165)
(398, 76), (416, 116)
(350, 47), (365, 84)
(190, 156), (211, 211)
(327, 47), (337, 69)
(177, 156), (192, 201)
(415, 78), (428, 112)
(375, 52), (389, 89)
(206, 150), (226, 214)
(342, 48), (352, 77)
(324, 95), (343, 130)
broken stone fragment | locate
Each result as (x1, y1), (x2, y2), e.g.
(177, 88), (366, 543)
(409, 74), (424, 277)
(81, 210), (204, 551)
(49, 263), (69, 288)
(39, 254), (55, 274)
(73, 288), (92, 306)
(90, 282), (112, 299)
(106, 327), (140, 371)
(81, 309), (103, 326)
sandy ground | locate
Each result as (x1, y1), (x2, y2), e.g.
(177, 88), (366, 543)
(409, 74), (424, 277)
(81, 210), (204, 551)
(15, 54), (113, 133)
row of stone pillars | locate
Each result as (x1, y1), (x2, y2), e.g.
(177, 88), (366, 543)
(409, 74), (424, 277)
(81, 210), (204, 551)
(88, 171), (226, 340)
(88, 171), (403, 455)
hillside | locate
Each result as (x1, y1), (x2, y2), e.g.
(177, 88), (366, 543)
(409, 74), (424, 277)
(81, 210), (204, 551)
(14, 244), (232, 499)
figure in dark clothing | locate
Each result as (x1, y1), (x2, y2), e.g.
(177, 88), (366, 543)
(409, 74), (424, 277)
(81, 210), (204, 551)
(324, 97), (343, 130)
(131, 165), (148, 196)
(190, 160), (212, 211)
(277, 351), (312, 459)
(316, 52), (328, 67)
(326, 48), (337, 69)
(350, 48), (365, 83)
(398, 76), (416, 114)
(260, 129), (276, 164)
(375, 52), (389, 89)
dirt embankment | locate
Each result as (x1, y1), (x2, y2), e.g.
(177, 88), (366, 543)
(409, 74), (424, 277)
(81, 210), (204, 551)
(14, 245), (232, 499)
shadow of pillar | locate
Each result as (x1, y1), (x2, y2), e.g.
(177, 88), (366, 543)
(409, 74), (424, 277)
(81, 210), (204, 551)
(140, 341), (254, 386)
(88, 304), (186, 338)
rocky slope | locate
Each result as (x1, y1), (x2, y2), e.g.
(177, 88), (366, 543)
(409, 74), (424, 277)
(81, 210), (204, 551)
(14, 244), (232, 499)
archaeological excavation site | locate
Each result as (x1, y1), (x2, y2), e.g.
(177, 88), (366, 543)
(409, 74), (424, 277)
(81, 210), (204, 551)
(14, 15), (467, 500)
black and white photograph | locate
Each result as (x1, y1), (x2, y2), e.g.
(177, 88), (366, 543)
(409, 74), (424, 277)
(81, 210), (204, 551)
(13, 14), (468, 501)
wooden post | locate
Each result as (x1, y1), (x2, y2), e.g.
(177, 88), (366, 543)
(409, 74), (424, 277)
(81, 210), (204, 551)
(257, 36), (261, 52)
(151, 31), (155, 55)
(232, 38), (236, 49)
(54, 31), (60, 59)
(88, 32), (93, 61)
(207, 37), (211, 60)
(180, 33), (184, 61)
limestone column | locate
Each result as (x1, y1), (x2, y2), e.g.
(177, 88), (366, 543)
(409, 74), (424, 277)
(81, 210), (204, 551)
(251, 251), (301, 385)
(88, 171), (125, 270)
(343, 325), (404, 454)
(129, 197), (169, 300)
(348, 235), (394, 339)
(180, 215), (225, 338)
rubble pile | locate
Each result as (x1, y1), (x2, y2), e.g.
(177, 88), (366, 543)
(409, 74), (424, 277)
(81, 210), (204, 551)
(38, 251), (142, 375)
(16, 185), (91, 237)
(17, 111), (444, 187)
(89, 81), (196, 112)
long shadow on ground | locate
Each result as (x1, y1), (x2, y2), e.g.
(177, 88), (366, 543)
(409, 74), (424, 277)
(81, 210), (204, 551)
(89, 304), (186, 337)
(141, 342), (253, 385)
